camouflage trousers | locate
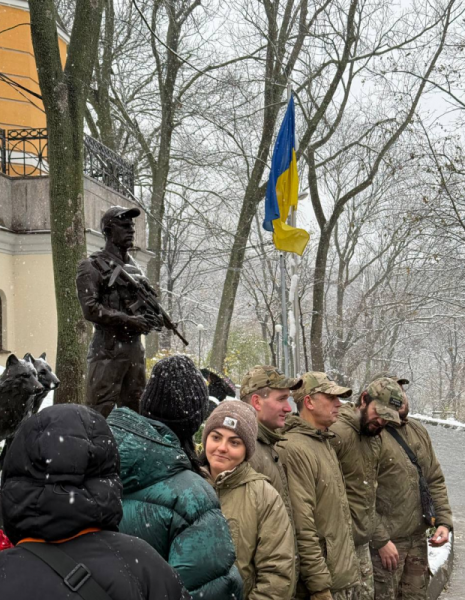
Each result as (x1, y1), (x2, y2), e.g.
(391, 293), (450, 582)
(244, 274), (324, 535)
(370, 536), (429, 600)
(332, 586), (360, 600)
(355, 543), (374, 600)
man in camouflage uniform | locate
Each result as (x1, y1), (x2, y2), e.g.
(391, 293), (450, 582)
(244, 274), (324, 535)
(330, 378), (404, 600)
(240, 365), (302, 518)
(76, 206), (162, 417)
(371, 373), (453, 600)
(241, 365), (302, 593)
(279, 372), (360, 600)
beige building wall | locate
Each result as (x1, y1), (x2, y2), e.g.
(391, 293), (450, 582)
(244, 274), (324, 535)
(13, 254), (57, 368)
(0, 251), (57, 369)
(0, 252), (16, 357)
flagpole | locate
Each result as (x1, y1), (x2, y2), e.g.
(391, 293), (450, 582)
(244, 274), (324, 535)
(290, 217), (301, 377)
(277, 82), (295, 377)
(266, 81), (308, 376)
(280, 252), (290, 376)
(285, 81), (302, 377)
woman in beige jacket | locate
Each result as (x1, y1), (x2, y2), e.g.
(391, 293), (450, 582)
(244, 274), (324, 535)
(202, 400), (295, 600)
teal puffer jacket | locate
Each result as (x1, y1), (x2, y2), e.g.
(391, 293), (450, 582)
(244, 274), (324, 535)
(108, 408), (243, 600)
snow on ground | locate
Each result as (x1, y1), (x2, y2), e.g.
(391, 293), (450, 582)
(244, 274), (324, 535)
(411, 414), (465, 430)
(429, 534), (453, 575)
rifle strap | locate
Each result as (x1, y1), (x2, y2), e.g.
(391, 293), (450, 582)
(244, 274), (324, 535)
(386, 426), (423, 476)
(21, 542), (112, 600)
(98, 250), (136, 269)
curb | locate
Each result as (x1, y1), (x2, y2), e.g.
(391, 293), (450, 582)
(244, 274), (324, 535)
(412, 416), (465, 433)
(428, 535), (454, 600)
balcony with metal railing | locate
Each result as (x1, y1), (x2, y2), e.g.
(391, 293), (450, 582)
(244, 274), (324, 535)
(0, 127), (134, 198)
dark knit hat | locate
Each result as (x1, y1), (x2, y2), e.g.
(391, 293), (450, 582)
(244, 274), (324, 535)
(202, 400), (257, 460)
(140, 355), (208, 441)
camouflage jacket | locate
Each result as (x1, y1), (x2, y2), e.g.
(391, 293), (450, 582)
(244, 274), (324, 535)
(209, 461), (295, 600)
(330, 403), (382, 547)
(372, 417), (453, 549)
(248, 421), (299, 593)
(278, 416), (360, 595)
(249, 422), (293, 519)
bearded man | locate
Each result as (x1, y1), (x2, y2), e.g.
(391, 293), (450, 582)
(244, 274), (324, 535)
(371, 374), (453, 600)
(330, 377), (404, 600)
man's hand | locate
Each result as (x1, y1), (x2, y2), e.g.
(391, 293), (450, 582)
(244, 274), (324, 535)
(378, 541), (399, 571)
(311, 590), (333, 600)
(429, 526), (450, 548)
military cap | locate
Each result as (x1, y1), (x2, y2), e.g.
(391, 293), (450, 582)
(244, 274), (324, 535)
(366, 377), (404, 425)
(370, 371), (409, 386)
(240, 365), (302, 399)
(101, 205), (141, 232)
(292, 371), (352, 404)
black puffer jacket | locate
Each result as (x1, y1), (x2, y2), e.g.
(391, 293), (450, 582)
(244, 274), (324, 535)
(0, 404), (190, 600)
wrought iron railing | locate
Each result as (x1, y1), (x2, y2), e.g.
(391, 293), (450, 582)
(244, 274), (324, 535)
(83, 134), (134, 197)
(0, 128), (134, 198)
(0, 127), (48, 177)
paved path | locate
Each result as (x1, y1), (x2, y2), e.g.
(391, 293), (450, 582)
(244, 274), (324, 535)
(423, 424), (465, 598)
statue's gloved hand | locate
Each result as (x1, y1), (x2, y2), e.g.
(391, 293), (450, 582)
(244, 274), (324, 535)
(311, 590), (333, 600)
(144, 311), (164, 331)
(125, 315), (156, 335)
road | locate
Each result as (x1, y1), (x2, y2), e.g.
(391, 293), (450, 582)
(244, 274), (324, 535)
(423, 423), (465, 598)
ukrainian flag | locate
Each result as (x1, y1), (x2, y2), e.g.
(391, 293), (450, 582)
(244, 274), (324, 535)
(263, 96), (309, 255)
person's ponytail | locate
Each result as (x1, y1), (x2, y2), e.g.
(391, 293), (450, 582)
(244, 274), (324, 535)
(180, 435), (204, 477)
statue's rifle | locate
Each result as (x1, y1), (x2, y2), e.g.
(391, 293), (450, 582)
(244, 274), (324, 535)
(95, 258), (189, 346)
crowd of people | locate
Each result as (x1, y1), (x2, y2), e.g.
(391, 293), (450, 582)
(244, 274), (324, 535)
(0, 355), (453, 600)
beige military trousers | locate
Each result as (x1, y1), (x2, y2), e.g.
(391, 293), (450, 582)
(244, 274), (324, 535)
(332, 586), (360, 600)
(371, 536), (429, 600)
(355, 543), (374, 600)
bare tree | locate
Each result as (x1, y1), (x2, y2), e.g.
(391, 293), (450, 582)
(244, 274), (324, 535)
(210, 0), (318, 370)
(305, 0), (456, 369)
(29, 0), (105, 404)
(105, 0), (252, 355)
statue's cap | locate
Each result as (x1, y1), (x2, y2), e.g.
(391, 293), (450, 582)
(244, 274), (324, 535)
(101, 205), (141, 232)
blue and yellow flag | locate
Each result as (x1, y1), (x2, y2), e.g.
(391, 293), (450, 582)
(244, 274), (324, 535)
(263, 96), (309, 255)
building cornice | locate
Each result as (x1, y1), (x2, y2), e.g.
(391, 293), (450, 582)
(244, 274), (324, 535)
(0, 228), (154, 267)
(0, 227), (51, 255)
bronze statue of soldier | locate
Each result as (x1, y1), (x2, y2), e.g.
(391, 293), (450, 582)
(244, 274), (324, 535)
(76, 206), (163, 417)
